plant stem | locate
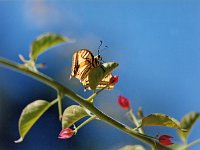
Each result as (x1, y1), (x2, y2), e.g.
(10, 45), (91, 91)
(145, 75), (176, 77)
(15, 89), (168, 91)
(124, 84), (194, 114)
(0, 57), (171, 150)
(74, 116), (97, 133)
(181, 138), (200, 150)
(57, 91), (63, 121)
(50, 98), (59, 106)
(86, 86), (108, 102)
(128, 109), (144, 134)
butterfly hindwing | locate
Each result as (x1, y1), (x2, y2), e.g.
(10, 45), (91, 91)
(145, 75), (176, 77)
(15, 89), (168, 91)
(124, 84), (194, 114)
(96, 73), (114, 89)
(81, 73), (114, 90)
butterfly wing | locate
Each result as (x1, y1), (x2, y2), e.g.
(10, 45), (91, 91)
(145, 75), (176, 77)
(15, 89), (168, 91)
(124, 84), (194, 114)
(96, 73), (114, 89)
(82, 73), (114, 90)
(70, 49), (114, 90)
(70, 49), (96, 82)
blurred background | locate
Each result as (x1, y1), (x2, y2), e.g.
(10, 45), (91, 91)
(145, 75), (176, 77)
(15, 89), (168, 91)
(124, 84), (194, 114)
(0, 0), (200, 150)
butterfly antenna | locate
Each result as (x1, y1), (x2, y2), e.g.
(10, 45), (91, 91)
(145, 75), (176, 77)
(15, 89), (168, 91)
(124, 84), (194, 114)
(98, 40), (103, 55)
(100, 45), (108, 54)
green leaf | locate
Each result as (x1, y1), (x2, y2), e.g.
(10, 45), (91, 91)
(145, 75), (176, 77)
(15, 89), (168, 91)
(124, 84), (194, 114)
(168, 144), (185, 150)
(15, 100), (51, 143)
(177, 112), (200, 143)
(119, 145), (145, 150)
(62, 105), (88, 129)
(141, 113), (182, 129)
(29, 33), (69, 61)
(88, 62), (119, 90)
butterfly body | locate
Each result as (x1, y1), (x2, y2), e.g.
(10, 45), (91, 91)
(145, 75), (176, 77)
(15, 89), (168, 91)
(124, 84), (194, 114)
(70, 49), (114, 90)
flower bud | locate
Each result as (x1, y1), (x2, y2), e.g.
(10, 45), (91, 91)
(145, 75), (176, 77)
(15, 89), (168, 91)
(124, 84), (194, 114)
(58, 128), (74, 139)
(109, 75), (119, 84)
(159, 135), (174, 146)
(117, 95), (130, 110)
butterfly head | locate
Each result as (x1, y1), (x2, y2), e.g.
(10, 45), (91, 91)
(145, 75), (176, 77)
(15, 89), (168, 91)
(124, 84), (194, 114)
(97, 54), (102, 61)
(96, 40), (107, 62)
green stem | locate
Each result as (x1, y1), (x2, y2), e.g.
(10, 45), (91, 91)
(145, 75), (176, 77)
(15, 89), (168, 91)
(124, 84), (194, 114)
(0, 57), (63, 91)
(181, 138), (200, 150)
(74, 116), (97, 133)
(86, 86), (108, 102)
(0, 57), (171, 150)
(57, 91), (63, 121)
(128, 109), (144, 134)
(50, 98), (59, 106)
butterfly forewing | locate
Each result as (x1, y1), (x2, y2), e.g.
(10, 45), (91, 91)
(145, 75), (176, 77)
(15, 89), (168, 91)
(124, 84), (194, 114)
(70, 49), (98, 82)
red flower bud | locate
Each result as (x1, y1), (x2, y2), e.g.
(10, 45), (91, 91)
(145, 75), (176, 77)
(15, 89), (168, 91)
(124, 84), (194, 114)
(58, 128), (74, 139)
(109, 75), (119, 84)
(117, 95), (130, 110)
(159, 135), (174, 146)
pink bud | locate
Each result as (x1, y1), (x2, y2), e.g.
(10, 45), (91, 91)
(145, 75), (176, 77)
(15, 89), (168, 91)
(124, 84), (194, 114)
(58, 128), (74, 139)
(117, 95), (130, 110)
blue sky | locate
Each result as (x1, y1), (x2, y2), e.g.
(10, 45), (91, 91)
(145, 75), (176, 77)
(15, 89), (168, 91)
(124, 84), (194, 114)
(0, 1), (200, 150)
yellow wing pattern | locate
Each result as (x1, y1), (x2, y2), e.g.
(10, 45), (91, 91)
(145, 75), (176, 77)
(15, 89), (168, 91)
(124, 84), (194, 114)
(82, 73), (114, 90)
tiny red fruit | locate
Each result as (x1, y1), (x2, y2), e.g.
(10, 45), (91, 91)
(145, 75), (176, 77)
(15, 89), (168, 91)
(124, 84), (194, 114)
(117, 95), (130, 110)
(159, 135), (174, 146)
(110, 75), (119, 84)
(58, 128), (74, 139)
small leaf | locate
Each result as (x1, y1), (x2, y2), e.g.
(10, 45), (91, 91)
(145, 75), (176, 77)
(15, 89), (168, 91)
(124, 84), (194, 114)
(168, 144), (184, 150)
(29, 33), (69, 61)
(15, 100), (51, 143)
(119, 145), (145, 150)
(62, 105), (88, 129)
(141, 113), (182, 129)
(89, 62), (119, 90)
(177, 112), (200, 143)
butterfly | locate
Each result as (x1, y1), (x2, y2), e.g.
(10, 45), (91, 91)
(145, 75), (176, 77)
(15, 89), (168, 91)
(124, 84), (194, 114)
(70, 49), (114, 90)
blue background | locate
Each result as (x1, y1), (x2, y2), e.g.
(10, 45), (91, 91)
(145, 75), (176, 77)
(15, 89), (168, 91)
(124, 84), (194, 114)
(0, 1), (199, 150)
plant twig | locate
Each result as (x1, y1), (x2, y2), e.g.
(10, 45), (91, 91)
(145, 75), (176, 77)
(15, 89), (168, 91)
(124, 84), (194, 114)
(74, 115), (97, 134)
(57, 91), (63, 121)
(128, 109), (144, 134)
(180, 138), (200, 150)
(0, 57), (171, 150)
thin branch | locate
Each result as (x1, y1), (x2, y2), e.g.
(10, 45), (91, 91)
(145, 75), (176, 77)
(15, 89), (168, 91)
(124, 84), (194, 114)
(0, 57), (171, 150)
(181, 138), (200, 150)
